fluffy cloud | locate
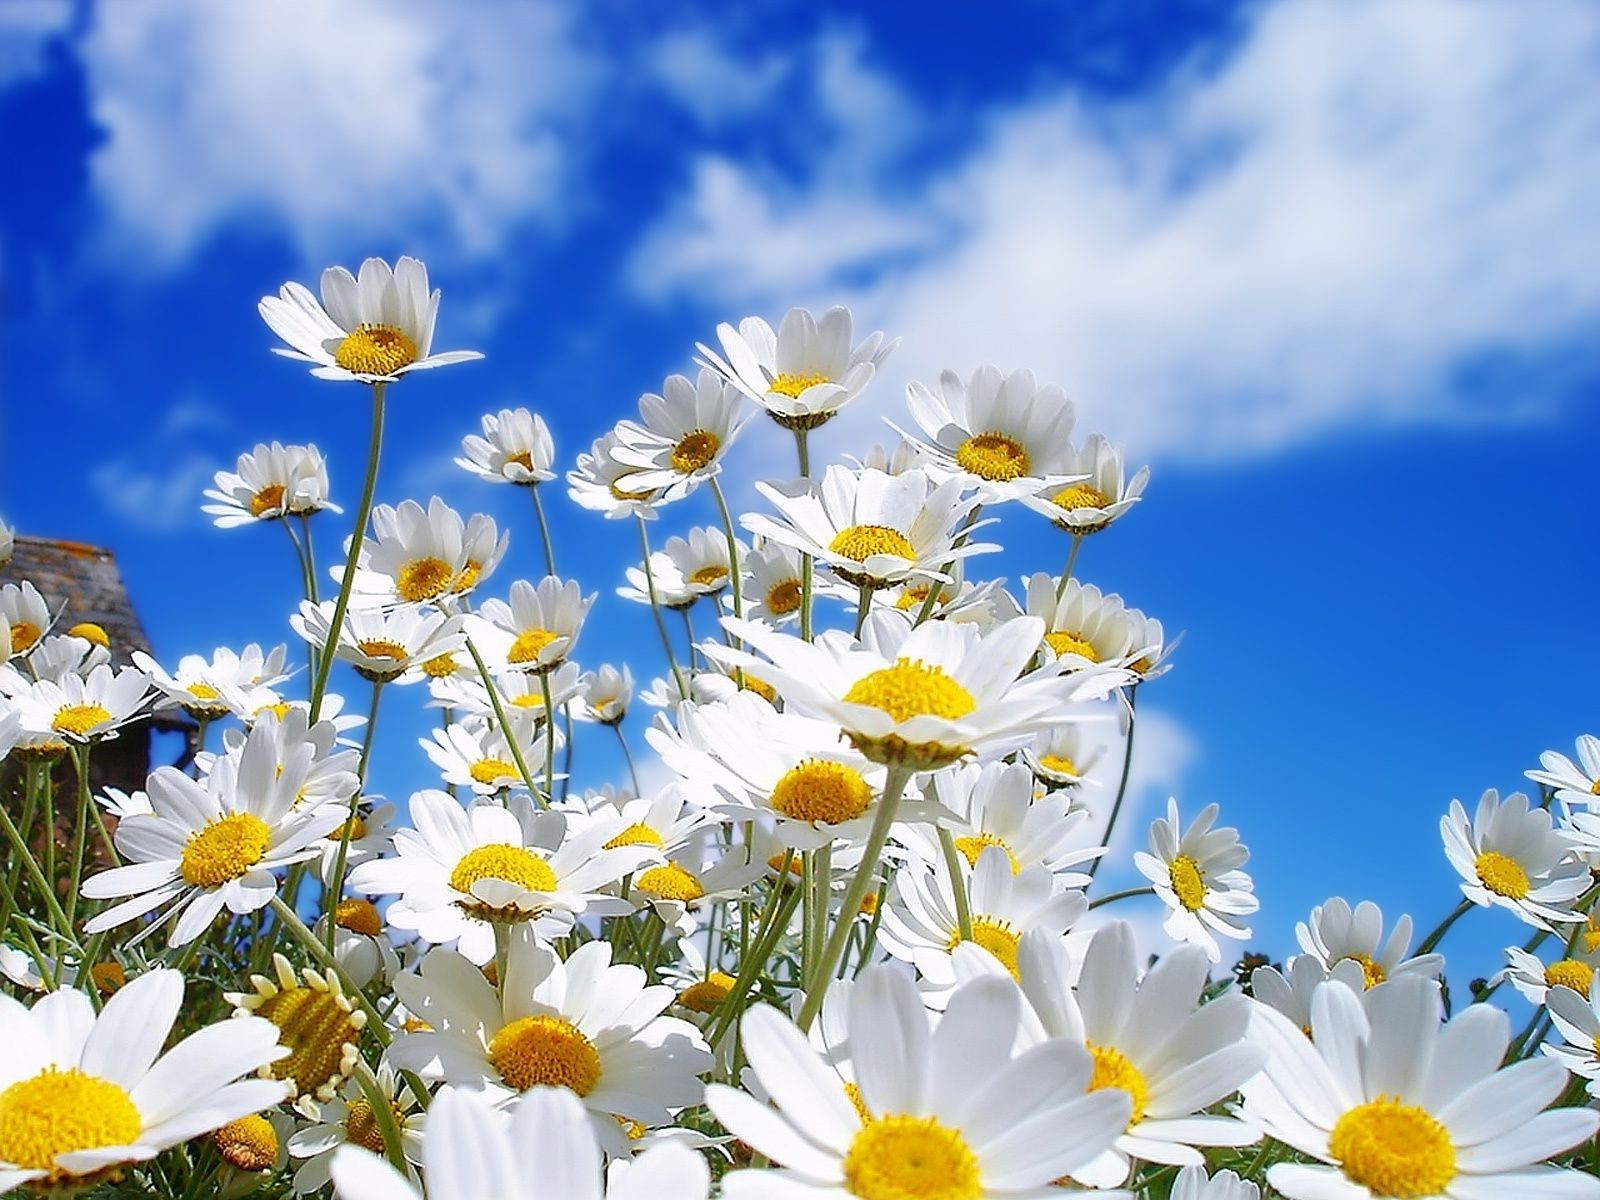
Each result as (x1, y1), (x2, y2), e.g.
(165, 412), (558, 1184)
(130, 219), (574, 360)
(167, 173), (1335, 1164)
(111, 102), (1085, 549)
(79, 0), (599, 267)
(0, 0), (73, 90)
(632, 0), (1600, 461)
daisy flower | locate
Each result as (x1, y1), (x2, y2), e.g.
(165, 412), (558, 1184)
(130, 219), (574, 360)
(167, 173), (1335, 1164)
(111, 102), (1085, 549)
(134, 642), (290, 720)
(456, 407), (557, 486)
(1441, 789), (1588, 930)
(330, 1083), (711, 1200)
(314, 797), (399, 886)
(697, 305), (895, 430)
(0, 580), (52, 655)
(742, 541), (808, 625)
(579, 664), (634, 726)
(430, 662), (585, 728)
(567, 431), (666, 520)
(874, 569), (1019, 631)
(390, 931), (712, 1141)
(557, 783), (707, 860)
(292, 600), (465, 684)
(742, 466), (995, 592)
(1018, 434), (1149, 536)
(1295, 897), (1443, 989)
(848, 438), (929, 475)
(1, 631), (107, 692)
(346, 790), (651, 965)
(351, 497), (507, 609)
(288, 1065), (424, 1193)
(1171, 1165), (1260, 1200)
(1023, 724), (1105, 791)
(1543, 982), (1600, 1095)
(202, 442), (338, 527)
(1500, 945), (1598, 1006)
(1024, 574), (1143, 668)
(0, 969), (288, 1192)
(630, 833), (766, 928)
(611, 369), (749, 499)
(663, 526), (742, 601)
(422, 715), (549, 795)
(1134, 799), (1259, 963)
(473, 576), (596, 674)
(1528, 735), (1600, 806)
(708, 964), (1130, 1200)
(259, 255), (482, 383)
(897, 365), (1081, 500)
(617, 551), (701, 611)
(227, 953), (368, 1113)
(1243, 974), (1600, 1200)
(315, 896), (402, 991)
(0, 517), (10, 568)
(12, 663), (150, 744)
(1251, 954), (1369, 1036)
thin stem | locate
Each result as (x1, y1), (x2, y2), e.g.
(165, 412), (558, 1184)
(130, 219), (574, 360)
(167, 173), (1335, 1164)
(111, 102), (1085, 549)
(794, 429), (816, 642)
(529, 485), (558, 576)
(299, 514), (321, 602)
(853, 583), (874, 637)
(937, 827), (974, 942)
(1415, 898), (1475, 957)
(351, 1059), (409, 1174)
(0, 788), (75, 941)
(66, 744), (94, 929)
(267, 895), (390, 1046)
(1086, 687), (1137, 881)
(636, 515), (690, 699)
(464, 638), (544, 803)
(613, 724), (641, 793)
(539, 671), (558, 798)
(324, 682), (383, 950)
(1054, 535), (1084, 603)
(708, 475), (745, 625)
(708, 857), (804, 1049)
(1089, 886), (1155, 910)
(356, 681), (383, 783)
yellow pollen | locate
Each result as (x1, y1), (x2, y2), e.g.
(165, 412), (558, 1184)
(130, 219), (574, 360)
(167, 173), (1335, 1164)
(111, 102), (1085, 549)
(1087, 1043), (1149, 1128)
(1474, 850), (1530, 900)
(1591, 777), (1600, 797)
(333, 322), (418, 377)
(843, 1114), (981, 1200)
(670, 430), (721, 474)
(333, 815), (368, 842)
(1328, 1097), (1456, 1198)
(1547, 959), (1594, 998)
(66, 622), (110, 649)
(955, 431), (1030, 482)
(180, 812), (271, 887)
(356, 639), (408, 661)
(688, 564), (729, 587)
(1341, 953), (1388, 989)
(89, 962), (126, 995)
(1051, 482), (1112, 512)
(619, 1117), (649, 1141)
(767, 853), (804, 878)
(609, 475), (656, 502)
(188, 682), (222, 701)
(953, 833), (1018, 873)
(252, 986), (360, 1099)
(8, 621), (41, 652)
(1168, 855), (1207, 911)
(452, 561), (482, 593)
(770, 760), (874, 825)
(422, 652), (458, 678)
(740, 674), (779, 703)
(488, 1015), (601, 1094)
(401, 1018), (432, 1034)
(508, 628), (560, 664)
(677, 972), (737, 1013)
(506, 451), (534, 472)
(249, 484), (286, 518)
(829, 524), (916, 564)
(343, 1100), (392, 1154)
(894, 585), (934, 612)
(766, 579), (803, 615)
(468, 758), (520, 786)
(510, 693), (550, 712)
(256, 702), (293, 721)
(449, 844), (556, 896)
(213, 1114), (278, 1171)
(396, 556), (454, 603)
(1043, 630), (1099, 661)
(769, 370), (829, 399)
(52, 703), (112, 737)
(603, 823), (665, 850)
(637, 862), (705, 904)
(0, 1068), (142, 1179)
(1037, 753), (1078, 776)
(843, 658), (976, 724)
(947, 916), (1022, 979)
(860, 891), (880, 916)
(844, 1082), (872, 1123)
(335, 898), (383, 938)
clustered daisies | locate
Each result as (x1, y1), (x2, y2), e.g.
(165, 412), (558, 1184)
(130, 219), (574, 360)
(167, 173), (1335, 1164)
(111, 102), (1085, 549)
(0, 255), (1596, 1200)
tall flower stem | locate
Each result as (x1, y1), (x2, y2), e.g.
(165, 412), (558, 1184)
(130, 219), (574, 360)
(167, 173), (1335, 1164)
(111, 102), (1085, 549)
(1415, 898), (1474, 957)
(324, 681), (383, 950)
(539, 671), (558, 798)
(310, 382), (387, 722)
(66, 743), (96, 929)
(794, 429), (816, 642)
(635, 515), (689, 699)
(529, 485), (558, 577)
(937, 826), (974, 941)
(613, 724), (641, 793)
(464, 638), (543, 803)
(1087, 687), (1137, 881)
(707, 853), (802, 1050)
(1054, 534), (1084, 603)
(0, 793), (74, 942)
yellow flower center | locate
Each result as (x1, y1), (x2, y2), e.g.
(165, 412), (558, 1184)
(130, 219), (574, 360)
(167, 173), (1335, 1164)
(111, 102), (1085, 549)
(449, 844), (557, 896)
(1547, 959), (1594, 998)
(452, 561), (482, 593)
(1036, 753), (1078, 776)
(188, 682), (222, 701)
(1328, 1097), (1456, 1198)
(249, 484), (286, 518)
(8, 621), (41, 652)
(335, 898), (383, 938)
(468, 758), (520, 786)
(766, 579), (803, 615)
(66, 622), (110, 648)
(488, 1015), (601, 1094)
(180, 812), (272, 887)
(953, 833), (1018, 873)
(689, 565), (729, 587)
(603, 822), (665, 850)
(255, 701), (293, 721)
(333, 322), (418, 376)
(0, 1068), (142, 1179)
(52, 703), (112, 737)
(1591, 776), (1600, 797)
(843, 1114), (981, 1200)
(947, 916), (1022, 979)
(1043, 630), (1099, 662)
(770, 760), (874, 825)
(1474, 850), (1530, 900)
(955, 432), (1030, 482)
(356, 639), (409, 661)
(637, 862), (705, 903)
(213, 1114), (278, 1171)
(740, 674), (779, 704)
(844, 1082), (872, 1123)
(768, 852), (804, 878)
(1087, 1043), (1149, 1127)
(396, 556), (454, 603)
(508, 628), (560, 664)
(343, 1100), (393, 1153)
(609, 475), (656, 502)
(770, 370), (829, 399)
(421, 652), (458, 678)
(1340, 953), (1388, 989)
(253, 986), (361, 1099)
(89, 962), (126, 995)
(333, 815), (368, 842)
(670, 430), (721, 473)
(843, 658), (976, 725)
(829, 524), (916, 563)
(677, 972), (737, 1014)
(1168, 854), (1207, 911)
(1051, 482), (1112, 512)
(506, 450), (535, 472)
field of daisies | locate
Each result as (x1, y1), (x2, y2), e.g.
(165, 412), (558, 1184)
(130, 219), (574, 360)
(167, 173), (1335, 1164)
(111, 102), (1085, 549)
(2, 255), (1599, 1200)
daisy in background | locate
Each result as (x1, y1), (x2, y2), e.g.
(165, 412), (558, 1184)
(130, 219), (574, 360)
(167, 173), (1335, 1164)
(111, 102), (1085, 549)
(135, 642), (290, 720)
(847, 438), (928, 476)
(557, 782), (708, 860)
(314, 796), (398, 886)
(456, 407), (557, 486)
(709, 964), (1130, 1200)
(743, 465), (995, 592)
(314, 896), (402, 991)
(259, 255), (482, 383)
(617, 550), (703, 611)
(1529, 734), (1600, 806)
(227, 952), (367, 1113)
(12, 662), (151, 744)
(423, 714), (553, 795)
(876, 568), (1020, 631)
(664, 526), (742, 602)
(0, 969), (288, 1193)
(472, 575), (596, 674)
(1543, 982), (1600, 1096)
(897, 365), (1082, 501)
(208, 705), (362, 814)
(1025, 574), (1144, 669)
(1024, 723), (1105, 791)
(0, 516), (11, 567)
(291, 600), (464, 684)
(1251, 955), (1369, 1036)
(202, 442), (339, 527)
(1500, 943), (1598, 1006)
(1018, 433), (1149, 536)
(697, 305), (895, 431)
(630, 833), (766, 930)
(288, 1064), (424, 1194)
(344, 496), (471, 607)
(579, 664), (634, 725)
(1295, 897), (1443, 989)
(1, 630), (109, 691)
(430, 662), (585, 728)
(567, 431), (665, 520)
(610, 369), (748, 500)
(742, 541), (807, 624)
(330, 1084), (711, 1200)
(1135, 799), (1258, 963)
(1, 579), (53, 655)
(1441, 788), (1588, 930)
(1244, 974), (1600, 1200)
(1171, 1166), (1259, 1200)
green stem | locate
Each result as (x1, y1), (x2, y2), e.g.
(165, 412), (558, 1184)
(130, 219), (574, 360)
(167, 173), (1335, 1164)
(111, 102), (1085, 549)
(937, 826), (974, 942)
(267, 894), (390, 1046)
(1415, 898), (1474, 957)
(614, 724), (641, 793)
(708, 475), (745, 627)
(1054, 534), (1084, 603)
(66, 744), (94, 929)
(464, 638), (544, 803)
(529, 485), (558, 576)
(1088, 885), (1155, 910)
(853, 582), (874, 636)
(539, 671), (558, 798)
(794, 429), (816, 642)
(351, 1059), (409, 1174)
(0, 788), (75, 941)
(636, 515), (690, 699)
(1086, 687), (1137, 882)
(299, 514), (321, 602)
(708, 859), (804, 1050)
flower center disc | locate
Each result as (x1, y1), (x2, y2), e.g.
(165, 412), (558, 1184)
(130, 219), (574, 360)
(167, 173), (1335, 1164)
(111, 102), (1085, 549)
(213, 1114), (278, 1171)
(335, 898), (383, 937)
(488, 1015), (601, 1094)
(766, 579), (803, 615)
(253, 986), (360, 1099)
(333, 323), (417, 376)
(603, 823), (665, 850)
(249, 484), (286, 517)
(180, 812), (272, 886)
(0, 1068), (141, 1177)
(953, 834), (1018, 873)
(1043, 631), (1099, 662)
(396, 556), (454, 603)
(1341, 953), (1387, 989)
(671, 430), (721, 473)
(843, 1114), (982, 1200)
(9, 621), (41, 652)
(1051, 482), (1111, 512)
(637, 862), (706, 903)
(449, 845), (557, 895)
(467, 758), (520, 786)
(422, 653), (458, 678)
(829, 524), (916, 563)
(52, 703), (112, 737)
(508, 628), (560, 665)
(947, 916), (1022, 978)
(955, 432), (1030, 482)
(769, 370), (828, 399)
(1474, 850), (1530, 899)
(1087, 1043), (1149, 1127)
(1547, 959), (1593, 997)
(771, 760), (873, 825)
(343, 1100), (390, 1153)
(843, 658), (976, 724)
(677, 972), (737, 1014)
(357, 639), (409, 661)
(1329, 1097), (1456, 1198)
(1168, 854), (1207, 911)
(1037, 753), (1078, 776)
(689, 565), (729, 587)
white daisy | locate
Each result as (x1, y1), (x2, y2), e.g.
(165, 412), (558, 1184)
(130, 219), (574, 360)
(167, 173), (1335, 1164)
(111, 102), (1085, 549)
(742, 541), (808, 625)
(1134, 799), (1258, 963)
(429, 662), (585, 728)
(557, 783), (707, 860)
(1018, 434), (1149, 535)
(457, 407), (557, 486)
(873, 570), (1020, 631)
(630, 834), (766, 928)
(1441, 789), (1588, 929)
(1295, 897), (1443, 989)
(202, 441), (339, 527)
(1529, 735), (1600, 807)
(422, 715), (549, 795)
(259, 255), (482, 383)
(12, 663), (151, 744)
(134, 643), (290, 720)
(1244, 974), (1600, 1200)
(0, 580), (53, 656)
(1543, 982), (1600, 1095)
(697, 305), (895, 430)
(315, 797), (399, 886)
(346, 497), (473, 608)
(1, 631), (107, 691)
(1022, 723), (1105, 791)
(288, 1065), (424, 1193)
(1171, 1165), (1260, 1200)
(1025, 574), (1143, 669)
(315, 896), (402, 991)
(579, 664), (635, 726)
(1500, 945), (1597, 1006)
(291, 600), (465, 684)
(473, 576), (596, 674)
(1251, 954), (1369, 1035)
(0, 969), (288, 1192)
(567, 431), (666, 521)
(611, 369), (749, 499)
(663, 526), (742, 600)
(617, 551), (700, 611)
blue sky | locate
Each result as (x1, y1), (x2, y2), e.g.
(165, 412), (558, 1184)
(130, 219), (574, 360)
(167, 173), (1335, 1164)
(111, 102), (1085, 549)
(3, 0), (1598, 983)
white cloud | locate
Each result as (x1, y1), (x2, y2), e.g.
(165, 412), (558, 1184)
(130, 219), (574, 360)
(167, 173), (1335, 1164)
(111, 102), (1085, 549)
(79, 0), (599, 268)
(0, 0), (73, 91)
(631, 0), (1600, 462)
(650, 29), (788, 129)
(89, 400), (230, 532)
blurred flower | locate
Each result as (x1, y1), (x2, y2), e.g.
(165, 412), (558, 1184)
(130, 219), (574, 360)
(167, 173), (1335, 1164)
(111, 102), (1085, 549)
(203, 442), (338, 527)
(456, 407), (556, 486)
